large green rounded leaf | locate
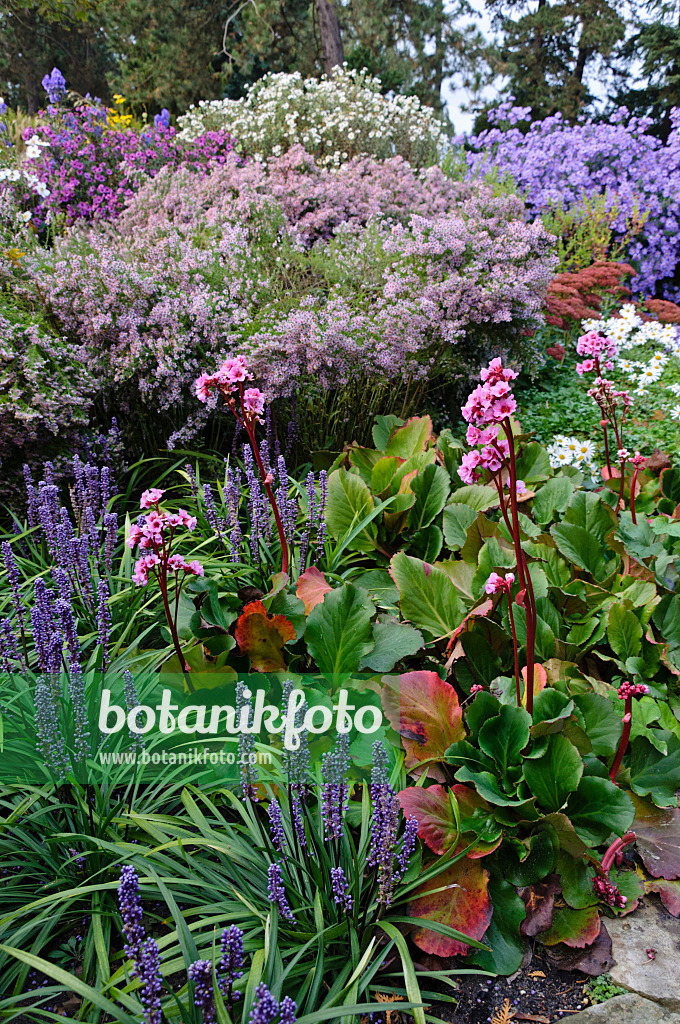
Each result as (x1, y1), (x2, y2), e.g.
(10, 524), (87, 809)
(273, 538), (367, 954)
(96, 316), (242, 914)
(305, 583), (375, 677)
(566, 777), (635, 846)
(523, 734), (583, 812)
(390, 552), (463, 639)
(478, 704), (531, 776)
(408, 463), (450, 531)
(325, 469), (378, 553)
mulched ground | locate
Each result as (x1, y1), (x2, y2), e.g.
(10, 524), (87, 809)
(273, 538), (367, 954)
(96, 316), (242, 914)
(427, 952), (595, 1024)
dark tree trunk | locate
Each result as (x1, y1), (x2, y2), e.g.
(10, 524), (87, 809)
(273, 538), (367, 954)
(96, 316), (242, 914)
(314, 0), (344, 74)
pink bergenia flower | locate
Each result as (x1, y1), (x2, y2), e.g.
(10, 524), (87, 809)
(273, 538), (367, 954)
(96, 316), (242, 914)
(219, 355), (251, 383)
(195, 373), (218, 402)
(243, 387), (265, 415)
(188, 560), (204, 577)
(632, 451), (646, 469)
(618, 448), (631, 462)
(459, 450), (482, 484)
(485, 571), (515, 595)
(140, 488), (165, 509)
(470, 684), (484, 694)
(576, 359), (595, 375)
(177, 509), (197, 530)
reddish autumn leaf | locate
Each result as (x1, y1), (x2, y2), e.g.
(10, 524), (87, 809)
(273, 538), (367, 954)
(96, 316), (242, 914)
(630, 791), (680, 879)
(399, 784), (501, 859)
(540, 905), (601, 948)
(445, 599), (494, 655)
(381, 671), (464, 770)
(645, 878), (680, 916)
(399, 786), (457, 855)
(409, 857), (492, 957)
(295, 566), (332, 614)
(234, 600), (296, 672)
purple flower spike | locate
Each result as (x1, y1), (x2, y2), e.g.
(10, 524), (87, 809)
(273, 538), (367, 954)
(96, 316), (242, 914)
(188, 959), (216, 1024)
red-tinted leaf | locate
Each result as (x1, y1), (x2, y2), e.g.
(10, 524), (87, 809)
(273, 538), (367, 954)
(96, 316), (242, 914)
(381, 671), (464, 770)
(630, 791), (680, 879)
(545, 921), (615, 976)
(409, 857), (492, 957)
(521, 663), (548, 706)
(520, 876), (561, 937)
(234, 600), (296, 672)
(540, 905), (601, 948)
(645, 878), (680, 916)
(295, 566), (333, 614)
(399, 785), (457, 855)
(445, 599), (494, 655)
(451, 784), (502, 858)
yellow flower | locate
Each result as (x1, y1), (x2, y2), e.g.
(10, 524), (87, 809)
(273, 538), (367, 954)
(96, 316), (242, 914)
(3, 247), (24, 264)
(113, 94), (126, 105)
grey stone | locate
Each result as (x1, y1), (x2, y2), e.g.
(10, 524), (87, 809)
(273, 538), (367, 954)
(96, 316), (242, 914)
(568, 993), (680, 1023)
(607, 899), (680, 1011)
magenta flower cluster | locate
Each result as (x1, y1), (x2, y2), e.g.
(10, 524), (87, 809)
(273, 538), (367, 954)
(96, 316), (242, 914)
(128, 488), (202, 586)
(14, 100), (235, 229)
(575, 330), (618, 376)
(461, 102), (680, 297)
(459, 359), (525, 494)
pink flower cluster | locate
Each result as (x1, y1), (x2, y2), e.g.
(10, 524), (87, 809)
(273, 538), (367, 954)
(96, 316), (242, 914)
(592, 875), (627, 909)
(128, 487), (202, 586)
(575, 330), (618, 375)
(461, 358), (519, 426)
(459, 359), (525, 486)
(617, 680), (650, 700)
(485, 571), (515, 595)
(195, 356), (265, 416)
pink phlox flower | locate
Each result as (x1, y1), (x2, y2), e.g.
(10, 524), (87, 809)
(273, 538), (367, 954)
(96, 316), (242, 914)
(195, 372), (218, 403)
(140, 488), (165, 509)
(167, 554), (188, 572)
(127, 524), (144, 549)
(491, 395), (517, 419)
(243, 387), (266, 414)
(480, 445), (503, 472)
(466, 424), (499, 446)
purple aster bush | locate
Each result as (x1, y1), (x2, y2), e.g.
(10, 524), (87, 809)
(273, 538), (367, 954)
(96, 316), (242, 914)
(461, 101), (680, 298)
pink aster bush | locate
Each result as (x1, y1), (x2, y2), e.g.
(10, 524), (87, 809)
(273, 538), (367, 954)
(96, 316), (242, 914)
(128, 487), (202, 674)
(21, 152), (553, 453)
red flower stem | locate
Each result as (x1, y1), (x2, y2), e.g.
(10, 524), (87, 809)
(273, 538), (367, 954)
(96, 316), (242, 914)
(618, 459), (627, 513)
(600, 832), (636, 874)
(602, 422), (612, 475)
(238, 383), (290, 574)
(506, 592), (522, 707)
(630, 469), (640, 524)
(503, 417), (538, 715)
(609, 696), (632, 783)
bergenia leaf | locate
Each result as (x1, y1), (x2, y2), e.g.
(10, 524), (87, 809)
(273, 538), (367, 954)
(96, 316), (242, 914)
(381, 670), (464, 768)
(234, 600), (296, 672)
(408, 857), (492, 957)
(295, 566), (332, 614)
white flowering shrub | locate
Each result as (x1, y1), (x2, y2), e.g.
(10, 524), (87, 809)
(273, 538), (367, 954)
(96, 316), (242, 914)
(177, 66), (447, 168)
